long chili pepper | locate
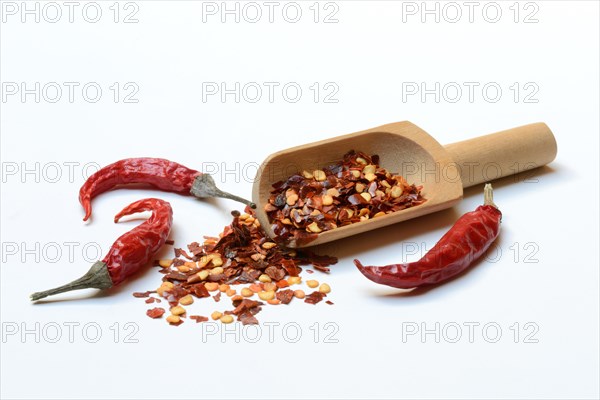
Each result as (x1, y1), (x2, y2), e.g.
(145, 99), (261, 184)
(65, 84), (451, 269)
(79, 157), (255, 221)
(31, 198), (173, 301)
(354, 184), (502, 289)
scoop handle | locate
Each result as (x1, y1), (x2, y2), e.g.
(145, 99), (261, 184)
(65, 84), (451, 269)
(444, 122), (557, 188)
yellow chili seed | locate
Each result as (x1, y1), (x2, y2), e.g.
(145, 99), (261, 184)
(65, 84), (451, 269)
(391, 186), (403, 198)
(360, 192), (372, 202)
(313, 170), (327, 181)
(258, 274), (272, 283)
(158, 259), (172, 268)
(162, 282), (174, 289)
(226, 289), (236, 297)
(177, 265), (191, 273)
(258, 291), (275, 301)
(319, 283), (331, 294)
(294, 289), (306, 299)
(306, 280), (319, 288)
(263, 282), (277, 292)
(210, 266), (224, 275)
(362, 164), (376, 174)
(286, 194), (299, 206)
(307, 222), (322, 233)
(211, 311), (222, 320)
(170, 306), (186, 315)
(179, 295), (194, 306)
(210, 257), (223, 267)
(302, 170), (314, 179)
(220, 315), (234, 324)
(267, 299), (281, 305)
(373, 211), (386, 218)
(364, 173), (376, 182)
(198, 270), (209, 281)
(355, 183), (365, 193)
(356, 157), (367, 165)
(219, 284), (230, 292)
(322, 194), (334, 206)
(287, 276), (302, 285)
(351, 170), (361, 178)
(326, 188), (340, 197)
(262, 242), (277, 250)
(166, 315), (180, 324)
(205, 282), (219, 292)
(241, 288), (254, 297)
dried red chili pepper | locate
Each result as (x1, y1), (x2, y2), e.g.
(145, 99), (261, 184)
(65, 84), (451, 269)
(354, 184), (501, 289)
(31, 198), (173, 301)
(79, 157), (254, 221)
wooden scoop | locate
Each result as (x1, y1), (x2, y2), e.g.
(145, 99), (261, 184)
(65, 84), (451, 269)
(252, 121), (557, 247)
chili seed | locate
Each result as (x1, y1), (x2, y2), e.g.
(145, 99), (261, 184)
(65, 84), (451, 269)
(241, 288), (254, 297)
(374, 211), (386, 218)
(267, 299), (281, 305)
(177, 265), (191, 273)
(220, 315), (234, 324)
(258, 291), (275, 301)
(306, 280), (319, 288)
(262, 242), (277, 250)
(356, 157), (367, 165)
(363, 165), (376, 174)
(360, 192), (372, 202)
(326, 188), (340, 197)
(249, 284), (263, 293)
(179, 295), (194, 306)
(286, 194), (299, 206)
(198, 270), (209, 281)
(319, 283), (331, 294)
(210, 266), (224, 275)
(302, 170), (314, 179)
(211, 311), (222, 320)
(355, 183), (365, 193)
(322, 194), (334, 206)
(351, 170), (361, 178)
(258, 274), (272, 283)
(307, 222), (322, 233)
(288, 276), (302, 285)
(171, 306), (186, 315)
(391, 186), (403, 198)
(226, 289), (236, 297)
(313, 170), (327, 181)
(219, 284), (230, 292)
(166, 315), (180, 324)
(294, 289), (306, 299)
(205, 282), (219, 292)
(365, 173), (376, 182)
(210, 256), (223, 267)
(158, 259), (172, 268)
(263, 282), (277, 292)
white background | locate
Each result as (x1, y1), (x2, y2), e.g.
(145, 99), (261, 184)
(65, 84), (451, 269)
(1, 1), (599, 399)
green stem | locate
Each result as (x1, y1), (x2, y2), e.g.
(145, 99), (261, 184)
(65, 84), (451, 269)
(30, 261), (113, 302)
(191, 174), (256, 208)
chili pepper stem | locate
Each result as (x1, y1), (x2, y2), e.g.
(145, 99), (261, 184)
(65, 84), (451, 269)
(30, 261), (113, 302)
(483, 183), (497, 208)
(191, 174), (256, 209)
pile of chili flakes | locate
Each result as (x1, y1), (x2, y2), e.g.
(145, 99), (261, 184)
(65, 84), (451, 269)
(265, 150), (426, 246)
(134, 206), (337, 326)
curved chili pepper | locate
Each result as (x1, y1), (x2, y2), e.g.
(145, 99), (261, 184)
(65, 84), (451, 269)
(79, 157), (255, 221)
(354, 184), (501, 289)
(31, 198), (173, 301)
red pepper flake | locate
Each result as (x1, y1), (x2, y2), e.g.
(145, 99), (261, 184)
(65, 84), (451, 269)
(133, 290), (155, 298)
(190, 315), (209, 323)
(146, 307), (165, 319)
(304, 291), (326, 305)
(174, 248), (193, 259)
(145, 297), (156, 304)
(306, 269), (314, 274)
(165, 239), (175, 245)
(137, 206), (337, 326)
(276, 289), (294, 305)
(325, 300), (334, 305)
(265, 150), (426, 246)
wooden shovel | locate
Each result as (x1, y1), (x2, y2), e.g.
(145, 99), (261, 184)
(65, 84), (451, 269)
(252, 122), (557, 247)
